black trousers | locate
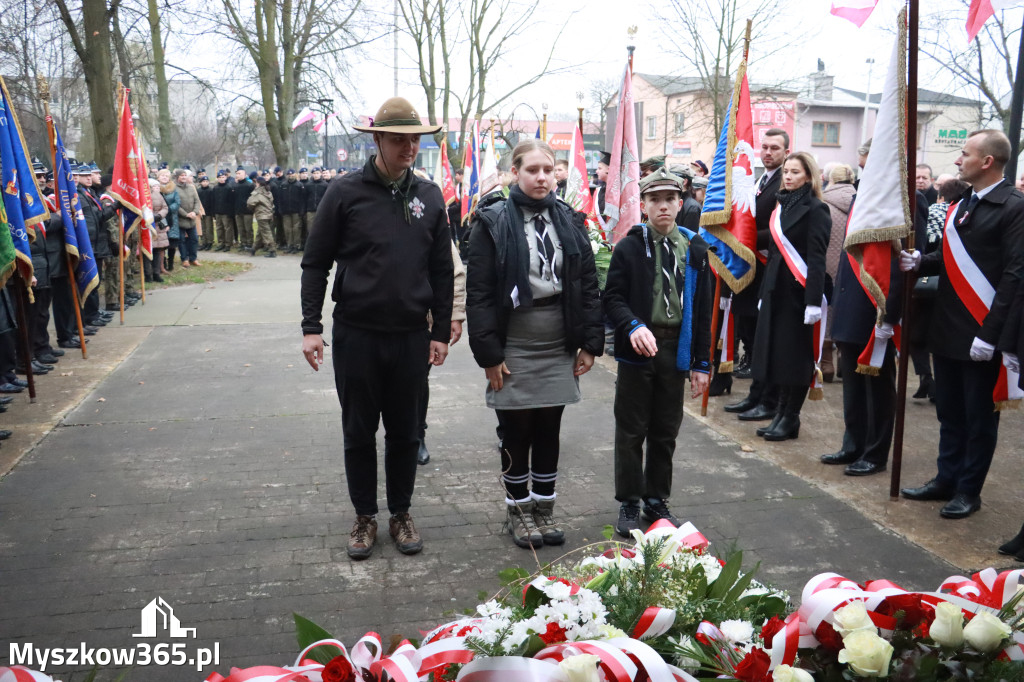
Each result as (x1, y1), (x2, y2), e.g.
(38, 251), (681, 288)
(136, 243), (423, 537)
(418, 364), (431, 441)
(613, 329), (686, 503)
(932, 354), (1002, 496)
(50, 276), (76, 344)
(835, 340), (896, 465)
(331, 323), (430, 516)
(30, 286), (53, 356)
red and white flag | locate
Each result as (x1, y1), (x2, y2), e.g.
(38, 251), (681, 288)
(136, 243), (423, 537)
(433, 139), (457, 207)
(829, 0), (879, 27)
(563, 124), (593, 217)
(605, 63), (642, 244)
(843, 14), (911, 375)
(109, 90), (153, 258)
(290, 106), (315, 130)
(967, 0), (1024, 42)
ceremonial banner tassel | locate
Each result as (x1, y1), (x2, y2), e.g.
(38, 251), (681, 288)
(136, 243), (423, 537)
(843, 14), (911, 376)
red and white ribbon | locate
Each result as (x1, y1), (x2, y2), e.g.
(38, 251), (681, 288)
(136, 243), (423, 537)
(633, 607), (677, 640)
(456, 656), (566, 682)
(0, 668), (56, 682)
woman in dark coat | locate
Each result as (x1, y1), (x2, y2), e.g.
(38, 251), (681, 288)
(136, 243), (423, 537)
(751, 151), (831, 441)
(467, 138), (603, 550)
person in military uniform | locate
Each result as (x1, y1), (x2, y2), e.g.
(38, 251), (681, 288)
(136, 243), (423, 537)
(303, 167), (328, 250)
(212, 170), (235, 251)
(197, 173), (215, 251)
(248, 175), (277, 258)
(232, 167), (255, 251)
(279, 168), (306, 254)
(271, 166), (286, 248)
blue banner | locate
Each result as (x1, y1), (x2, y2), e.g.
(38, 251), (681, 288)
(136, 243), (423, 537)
(49, 118), (99, 303)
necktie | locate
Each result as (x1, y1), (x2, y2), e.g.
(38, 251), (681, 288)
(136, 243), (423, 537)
(959, 193), (979, 225)
(661, 237), (684, 318)
(757, 172), (769, 195)
(534, 215), (557, 282)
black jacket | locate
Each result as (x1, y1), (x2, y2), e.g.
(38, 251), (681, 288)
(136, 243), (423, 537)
(676, 193), (701, 231)
(733, 168), (783, 313)
(466, 193), (604, 369)
(278, 178), (306, 215)
(233, 180), (254, 215)
(300, 157), (454, 341)
(78, 187), (110, 260)
(603, 223), (714, 372)
(920, 180), (1024, 360)
(305, 179), (328, 212)
(211, 182), (235, 216)
(197, 184), (214, 214)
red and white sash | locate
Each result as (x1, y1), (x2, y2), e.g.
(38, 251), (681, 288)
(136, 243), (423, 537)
(769, 207), (828, 398)
(942, 202), (1022, 408)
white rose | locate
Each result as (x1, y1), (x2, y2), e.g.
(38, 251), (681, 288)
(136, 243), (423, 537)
(929, 602), (965, 648)
(719, 619), (755, 643)
(833, 601), (875, 637)
(837, 630), (894, 677)
(772, 664), (815, 682)
(558, 654), (601, 682)
(963, 611), (1012, 653)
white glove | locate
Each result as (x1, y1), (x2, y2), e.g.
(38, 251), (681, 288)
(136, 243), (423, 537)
(1003, 352), (1020, 373)
(969, 336), (995, 362)
(874, 322), (894, 340)
(899, 249), (921, 272)
(719, 296), (730, 310)
(757, 299), (762, 311)
(803, 305), (822, 325)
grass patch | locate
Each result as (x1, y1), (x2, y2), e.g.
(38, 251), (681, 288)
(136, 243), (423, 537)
(150, 260), (254, 288)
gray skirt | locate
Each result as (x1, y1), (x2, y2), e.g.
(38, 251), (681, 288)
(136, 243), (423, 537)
(485, 304), (580, 410)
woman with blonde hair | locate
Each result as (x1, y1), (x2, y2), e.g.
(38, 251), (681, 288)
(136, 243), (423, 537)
(467, 138), (603, 549)
(751, 151), (831, 441)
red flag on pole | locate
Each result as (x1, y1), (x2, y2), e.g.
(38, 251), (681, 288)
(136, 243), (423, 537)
(564, 124), (594, 218)
(108, 90), (153, 258)
(605, 63), (642, 244)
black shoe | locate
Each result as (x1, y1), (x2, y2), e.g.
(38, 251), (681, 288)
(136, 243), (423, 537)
(738, 403), (776, 421)
(998, 523), (1024, 556)
(845, 459), (887, 476)
(0, 429), (12, 440)
(32, 360), (54, 372)
(417, 440), (430, 465)
(708, 373), (732, 397)
(940, 493), (981, 519)
(0, 383), (24, 393)
(0, 396), (14, 404)
(265, 251), (276, 258)
(641, 498), (680, 526)
(821, 451), (858, 465)
(913, 375), (934, 400)
(83, 326), (98, 336)
(756, 413), (783, 437)
(734, 356), (752, 379)
(152, 273), (164, 283)
(763, 415), (800, 441)
(48, 347), (66, 356)
(724, 395), (758, 414)
(615, 502), (642, 538)
(901, 478), (954, 501)
(58, 337), (86, 349)
(36, 354), (59, 365)
(0, 404), (7, 413)
(249, 247), (257, 256)
(9, 378), (29, 388)
(85, 317), (107, 327)
(105, 304), (120, 312)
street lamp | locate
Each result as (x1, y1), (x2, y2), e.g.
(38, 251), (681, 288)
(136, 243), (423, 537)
(861, 58), (875, 143)
(318, 98), (334, 168)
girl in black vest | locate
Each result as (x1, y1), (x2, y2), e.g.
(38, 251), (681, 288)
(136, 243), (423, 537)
(466, 139), (603, 549)
(751, 151), (831, 441)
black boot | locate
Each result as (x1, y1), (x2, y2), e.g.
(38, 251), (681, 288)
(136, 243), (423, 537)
(762, 386), (803, 441)
(999, 522), (1024, 556)
(708, 372), (732, 397)
(913, 374), (933, 400)
(763, 414), (801, 441)
(756, 410), (784, 437)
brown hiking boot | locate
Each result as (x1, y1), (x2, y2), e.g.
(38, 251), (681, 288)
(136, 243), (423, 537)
(532, 498), (565, 545)
(389, 512), (423, 555)
(504, 500), (543, 549)
(347, 515), (377, 560)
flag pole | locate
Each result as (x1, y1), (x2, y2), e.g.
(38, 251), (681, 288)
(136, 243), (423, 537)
(116, 85), (127, 326)
(890, 0), (918, 500)
(701, 273), (723, 417)
(138, 248), (145, 304)
(38, 77), (87, 360)
(13, 276), (36, 401)
(1005, 13), (1024, 181)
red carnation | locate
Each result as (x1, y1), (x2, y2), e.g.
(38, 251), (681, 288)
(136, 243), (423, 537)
(538, 622), (568, 645)
(322, 655), (356, 682)
(733, 647), (771, 682)
(760, 616), (787, 643)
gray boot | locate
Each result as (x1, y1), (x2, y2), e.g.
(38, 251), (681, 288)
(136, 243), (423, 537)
(532, 498), (565, 545)
(504, 500), (543, 548)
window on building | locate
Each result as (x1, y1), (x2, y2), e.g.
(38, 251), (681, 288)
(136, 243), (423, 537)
(646, 116), (657, 139)
(674, 113), (685, 135)
(812, 121), (841, 146)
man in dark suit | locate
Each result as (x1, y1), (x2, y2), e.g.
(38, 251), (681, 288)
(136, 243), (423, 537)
(916, 163), (938, 205)
(723, 127), (787, 420)
(900, 129), (1024, 518)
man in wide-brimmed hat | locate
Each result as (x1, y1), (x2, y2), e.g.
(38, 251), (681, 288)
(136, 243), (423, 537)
(300, 97), (454, 560)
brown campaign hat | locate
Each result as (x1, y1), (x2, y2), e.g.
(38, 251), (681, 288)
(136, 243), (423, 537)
(353, 97), (442, 135)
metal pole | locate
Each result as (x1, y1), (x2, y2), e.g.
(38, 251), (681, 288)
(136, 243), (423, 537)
(701, 273), (723, 417)
(1004, 12), (1024, 180)
(890, 0), (918, 501)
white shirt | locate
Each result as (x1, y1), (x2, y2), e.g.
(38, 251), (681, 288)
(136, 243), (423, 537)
(522, 208), (563, 299)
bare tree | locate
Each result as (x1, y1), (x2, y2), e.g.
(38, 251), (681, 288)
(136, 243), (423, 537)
(588, 77), (620, 140)
(656, 0), (804, 136)
(396, 0), (571, 164)
(217, 0), (367, 167)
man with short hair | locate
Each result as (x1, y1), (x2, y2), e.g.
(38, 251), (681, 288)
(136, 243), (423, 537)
(197, 175), (215, 251)
(232, 168), (254, 251)
(900, 129), (1024, 519)
(916, 163), (938, 205)
(603, 167), (714, 537)
(212, 170), (235, 251)
(300, 97), (454, 560)
(554, 159), (569, 198)
(279, 168), (306, 253)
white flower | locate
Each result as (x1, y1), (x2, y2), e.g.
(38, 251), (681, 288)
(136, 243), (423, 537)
(837, 630), (894, 677)
(930, 602), (965, 648)
(697, 553), (723, 582)
(598, 624), (628, 640)
(772, 664), (815, 682)
(719, 619), (755, 644)
(558, 654), (600, 682)
(963, 611), (1012, 653)
(833, 601), (875, 637)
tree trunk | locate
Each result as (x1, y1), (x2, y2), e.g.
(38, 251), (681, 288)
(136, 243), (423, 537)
(147, 0), (174, 166)
(80, 0), (117, 168)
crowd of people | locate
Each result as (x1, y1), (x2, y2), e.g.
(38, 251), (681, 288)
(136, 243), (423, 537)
(299, 94), (1024, 566)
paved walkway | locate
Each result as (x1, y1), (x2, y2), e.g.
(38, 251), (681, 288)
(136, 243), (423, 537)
(0, 252), (1021, 680)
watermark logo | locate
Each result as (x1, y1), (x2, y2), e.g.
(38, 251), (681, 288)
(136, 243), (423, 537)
(132, 597), (196, 638)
